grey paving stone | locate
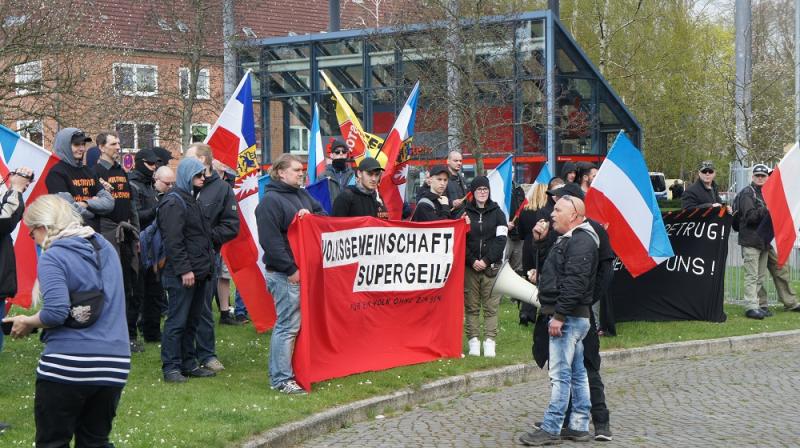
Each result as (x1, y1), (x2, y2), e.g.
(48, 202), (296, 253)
(297, 346), (800, 447)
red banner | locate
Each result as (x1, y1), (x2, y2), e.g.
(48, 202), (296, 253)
(288, 215), (468, 391)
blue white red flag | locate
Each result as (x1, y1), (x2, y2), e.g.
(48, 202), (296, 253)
(0, 124), (59, 308)
(586, 132), (673, 277)
(206, 71), (276, 332)
(306, 178), (333, 215)
(306, 103), (325, 185)
(378, 82), (420, 220)
(488, 155), (514, 221)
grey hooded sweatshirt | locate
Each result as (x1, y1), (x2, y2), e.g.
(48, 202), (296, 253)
(45, 128), (114, 229)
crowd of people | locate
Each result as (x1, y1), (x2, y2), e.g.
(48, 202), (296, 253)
(1, 128), (798, 446)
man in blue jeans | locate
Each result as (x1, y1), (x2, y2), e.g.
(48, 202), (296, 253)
(255, 154), (325, 394)
(520, 195), (599, 446)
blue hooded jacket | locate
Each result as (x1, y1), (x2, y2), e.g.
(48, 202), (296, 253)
(38, 234), (130, 357)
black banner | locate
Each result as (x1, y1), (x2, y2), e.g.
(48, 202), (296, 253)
(611, 207), (731, 322)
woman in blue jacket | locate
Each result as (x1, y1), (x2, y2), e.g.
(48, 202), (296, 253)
(3, 194), (130, 447)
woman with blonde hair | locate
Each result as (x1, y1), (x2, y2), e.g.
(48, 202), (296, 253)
(3, 194), (129, 447)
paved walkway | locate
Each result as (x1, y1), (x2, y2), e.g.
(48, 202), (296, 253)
(298, 346), (800, 447)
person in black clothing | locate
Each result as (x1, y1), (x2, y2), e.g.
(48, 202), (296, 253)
(412, 165), (452, 222)
(505, 182), (526, 273)
(463, 176), (508, 357)
(45, 128), (114, 231)
(158, 158), (216, 383)
(1, 167), (32, 355)
(445, 150), (468, 216)
(129, 149), (164, 342)
(184, 143), (240, 374)
(321, 140), (355, 201)
(152, 146), (173, 168)
(526, 183), (614, 442)
(256, 154), (326, 394)
(669, 180), (684, 200)
(560, 161), (577, 184)
(332, 157), (387, 218)
(681, 161), (724, 209)
(93, 132), (142, 352)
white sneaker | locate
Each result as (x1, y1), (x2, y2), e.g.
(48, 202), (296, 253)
(467, 337), (480, 356)
(483, 338), (496, 357)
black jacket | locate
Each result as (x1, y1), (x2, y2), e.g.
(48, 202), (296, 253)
(196, 172), (240, 252)
(256, 180), (325, 276)
(464, 199), (508, 267)
(128, 168), (158, 229)
(332, 185), (385, 218)
(445, 171), (467, 203)
(0, 190), (24, 298)
(736, 183), (769, 250)
(158, 189), (215, 280)
(537, 222), (599, 320)
(508, 184), (526, 240)
(681, 179), (721, 209)
(322, 165), (355, 201)
(411, 190), (451, 222)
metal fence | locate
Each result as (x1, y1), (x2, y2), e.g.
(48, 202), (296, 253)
(724, 231), (800, 304)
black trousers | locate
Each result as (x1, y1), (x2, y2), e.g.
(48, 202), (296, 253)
(135, 264), (164, 341)
(34, 379), (122, 448)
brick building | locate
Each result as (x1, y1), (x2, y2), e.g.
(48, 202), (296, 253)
(2, 0), (393, 160)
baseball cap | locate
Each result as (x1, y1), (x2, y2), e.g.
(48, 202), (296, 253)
(428, 165), (449, 177)
(357, 157), (383, 172)
(70, 131), (92, 145)
(547, 182), (584, 200)
(752, 164), (770, 176)
(135, 148), (159, 164)
(698, 160), (715, 172)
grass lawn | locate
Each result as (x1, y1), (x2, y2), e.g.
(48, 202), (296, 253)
(2, 301), (800, 447)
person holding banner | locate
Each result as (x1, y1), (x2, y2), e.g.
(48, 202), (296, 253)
(332, 158), (387, 218)
(412, 165), (452, 222)
(682, 161), (723, 209)
(737, 164), (800, 319)
(256, 154), (326, 395)
(464, 176), (508, 357)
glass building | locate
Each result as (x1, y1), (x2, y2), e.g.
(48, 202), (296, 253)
(239, 10), (640, 185)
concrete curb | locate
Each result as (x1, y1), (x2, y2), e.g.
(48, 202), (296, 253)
(242, 329), (800, 448)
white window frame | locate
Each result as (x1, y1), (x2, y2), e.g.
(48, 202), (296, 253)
(181, 122), (211, 143)
(179, 67), (210, 100)
(289, 125), (310, 155)
(115, 122), (160, 149)
(15, 60), (42, 95)
(112, 63), (159, 97)
(16, 119), (43, 145)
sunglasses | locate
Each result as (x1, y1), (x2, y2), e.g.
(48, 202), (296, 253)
(700, 169), (714, 174)
(28, 226), (40, 239)
(332, 149), (348, 155)
(157, 179), (174, 186)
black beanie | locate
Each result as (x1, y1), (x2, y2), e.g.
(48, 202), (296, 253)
(470, 175), (490, 193)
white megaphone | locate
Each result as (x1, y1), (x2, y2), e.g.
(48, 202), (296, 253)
(490, 262), (540, 307)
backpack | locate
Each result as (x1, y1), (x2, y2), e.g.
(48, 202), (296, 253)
(731, 186), (763, 232)
(139, 192), (186, 270)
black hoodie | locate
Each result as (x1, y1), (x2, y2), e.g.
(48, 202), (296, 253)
(195, 171), (239, 251)
(411, 189), (451, 222)
(332, 184), (386, 218)
(45, 128), (114, 230)
(256, 180), (325, 275)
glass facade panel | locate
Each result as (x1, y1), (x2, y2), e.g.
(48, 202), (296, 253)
(368, 38), (398, 89)
(247, 12), (640, 167)
(317, 39), (364, 91)
(266, 45), (310, 94)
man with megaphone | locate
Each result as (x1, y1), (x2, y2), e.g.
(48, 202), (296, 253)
(518, 193), (601, 446)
